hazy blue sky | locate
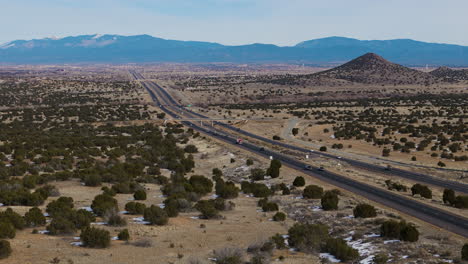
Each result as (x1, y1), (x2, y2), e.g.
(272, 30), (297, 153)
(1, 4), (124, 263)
(1, 0), (467, 46)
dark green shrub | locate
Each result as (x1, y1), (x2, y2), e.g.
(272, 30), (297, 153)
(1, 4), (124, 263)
(462, 244), (468, 261)
(195, 200), (219, 219)
(212, 168), (223, 179)
(163, 199), (180, 217)
(454, 195), (468, 209)
(246, 159), (254, 166)
(372, 254), (389, 264)
(24, 207), (46, 227)
(288, 223), (329, 252)
(443, 189), (456, 205)
(46, 197), (74, 217)
(385, 180), (407, 192)
(380, 220), (419, 242)
(0, 240), (11, 259)
(80, 227), (111, 248)
(0, 222), (15, 239)
(125, 202), (146, 215)
(47, 217), (76, 235)
(262, 202), (279, 212)
(73, 209), (95, 229)
(105, 209), (127, 227)
(84, 174), (101, 187)
(293, 176), (305, 187)
(216, 181), (239, 199)
(118, 229), (130, 241)
(91, 194), (118, 217)
(321, 191), (339, 211)
(353, 203), (377, 218)
(272, 212), (286, 221)
(250, 168), (265, 181)
(319, 146), (327, 152)
(133, 190), (147, 200)
(213, 247), (243, 264)
(0, 208), (25, 229)
(189, 175), (213, 195)
(271, 234), (286, 249)
(250, 183), (272, 198)
(411, 184), (432, 199)
(101, 186), (116, 197)
(303, 185), (323, 199)
(323, 238), (359, 262)
(144, 205), (168, 225)
(184, 144), (198, 153)
(266, 159), (282, 178)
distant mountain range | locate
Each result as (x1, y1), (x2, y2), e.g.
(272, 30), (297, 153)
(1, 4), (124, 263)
(1, 35), (468, 66)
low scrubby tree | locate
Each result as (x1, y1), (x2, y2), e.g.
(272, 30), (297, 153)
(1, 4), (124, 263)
(195, 200), (219, 219)
(266, 159), (282, 178)
(118, 229), (130, 241)
(321, 191), (339, 210)
(133, 190), (147, 200)
(288, 223), (329, 252)
(380, 220), (419, 242)
(293, 176), (305, 187)
(91, 194), (118, 217)
(303, 185), (323, 199)
(411, 184), (432, 199)
(353, 203), (377, 218)
(272, 212), (286, 221)
(443, 189), (456, 206)
(0, 222), (15, 239)
(462, 244), (468, 261)
(0, 240), (11, 259)
(80, 227), (111, 248)
(323, 238), (360, 262)
(144, 205), (168, 225)
(125, 202), (146, 215)
(24, 207), (46, 227)
(189, 175), (213, 195)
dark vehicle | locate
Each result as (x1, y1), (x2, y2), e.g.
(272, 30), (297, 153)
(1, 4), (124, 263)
(318, 166), (325, 171)
(304, 165), (313, 170)
(259, 147), (265, 151)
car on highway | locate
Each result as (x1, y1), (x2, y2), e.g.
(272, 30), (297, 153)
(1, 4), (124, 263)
(259, 147), (265, 151)
(304, 165), (313, 170)
(318, 166), (325, 171)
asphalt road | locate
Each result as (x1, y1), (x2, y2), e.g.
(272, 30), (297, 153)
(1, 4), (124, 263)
(131, 71), (468, 238)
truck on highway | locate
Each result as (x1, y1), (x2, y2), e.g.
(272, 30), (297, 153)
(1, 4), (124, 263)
(236, 138), (243, 145)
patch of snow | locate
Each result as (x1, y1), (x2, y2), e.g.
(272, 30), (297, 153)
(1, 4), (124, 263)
(319, 253), (340, 263)
(127, 197), (135, 201)
(73, 237), (80, 240)
(190, 216), (200, 219)
(132, 217), (150, 225)
(364, 233), (380, 238)
(330, 134), (336, 139)
(111, 236), (119, 241)
(0, 203), (3, 207)
(158, 204), (165, 209)
(309, 205), (323, 212)
(402, 255), (408, 259)
(38, 230), (49, 234)
(383, 240), (400, 244)
(70, 241), (83, 247)
(294, 196), (303, 200)
(80, 206), (93, 212)
(91, 222), (107, 225)
(210, 194), (219, 199)
(119, 211), (129, 214)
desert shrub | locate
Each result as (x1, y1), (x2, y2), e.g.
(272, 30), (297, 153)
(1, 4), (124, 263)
(321, 191), (339, 211)
(262, 202), (279, 212)
(213, 247), (243, 264)
(293, 176), (305, 187)
(73, 209), (95, 229)
(246, 159), (254, 166)
(212, 168), (223, 180)
(270, 234), (286, 249)
(133, 190), (147, 200)
(163, 198), (181, 217)
(411, 184), (432, 199)
(380, 220), (419, 242)
(84, 174), (101, 187)
(0, 240), (11, 259)
(443, 189), (456, 205)
(47, 217), (76, 235)
(462, 244), (468, 261)
(91, 194), (118, 217)
(184, 144), (198, 153)
(189, 175), (213, 195)
(0, 208), (25, 229)
(372, 254), (389, 264)
(272, 135), (281, 140)
(0, 222), (15, 239)
(303, 185), (323, 199)
(80, 227), (111, 248)
(125, 202), (146, 215)
(385, 180), (407, 192)
(118, 229), (130, 241)
(454, 195), (468, 209)
(249, 183), (272, 198)
(250, 168), (265, 181)
(101, 186), (116, 197)
(215, 181), (239, 199)
(323, 238), (359, 262)
(144, 205), (168, 225)
(400, 223), (419, 242)
(195, 200), (219, 219)
(112, 182), (141, 194)
(266, 159), (282, 178)
(282, 186), (291, 195)
(353, 203), (377, 218)
(288, 223), (329, 252)
(272, 212), (286, 221)
(105, 209), (127, 227)
(46, 197), (74, 217)
(319, 146), (327, 152)
(24, 207), (46, 227)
